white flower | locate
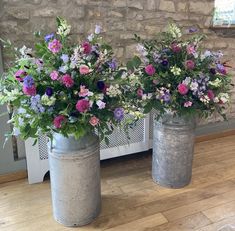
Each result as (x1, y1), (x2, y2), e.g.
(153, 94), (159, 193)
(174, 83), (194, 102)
(142, 94), (147, 100)
(57, 18), (71, 36)
(106, 84), (122, 97)
(147, 93), (153, 99)
(41, 95), (56, 106)
(87, 91), (94, 97)
(121, 71), (127, 79)
(96, 100), (106, 109)
(218, 93), (229, 103)
(190, 81), (199, 91)
(183, 77), (191, 85)
(87, 34), (94, 41)
(2, 89), (22, 102)
(136, 44), (148, 57)
(129, 73), (141, 86)
(214, 97), (219, 103)
(170, 66), (181, 76)
(19, 45), (33, 59)
(193, 52), (199, 58)
(201, 50), (212, 60)
(209, 78), (222, 88)
(200, 95), (210, 104)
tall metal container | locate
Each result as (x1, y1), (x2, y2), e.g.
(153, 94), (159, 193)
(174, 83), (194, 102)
(48, 133), (101, 227)
(152, 114), (196, 188)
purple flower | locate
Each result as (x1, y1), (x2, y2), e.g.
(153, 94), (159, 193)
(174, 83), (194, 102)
(58, 65), (68, 73)
(44, 33), (54, 42)
(114, 108), (124, 121)
(108, 59), (117, 70)
(48, 39), (62, 54)
(161, 59), (169, 66)
(210, 68), (216, 75)
(97, 80), (105, 90)
(95, 25), (102, 34)
(23, 75), (34, 88)
(46, 87), (53, 97)
(30, 95), (45, 113)
(162, 92), (171, 103)
(216, 64), (227, 75)
(187, 27), (198, 33)
(61, 54), (69, 63)
(153, 52), (161, 63)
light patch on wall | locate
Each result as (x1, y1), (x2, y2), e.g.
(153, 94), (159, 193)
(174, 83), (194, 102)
(213, 0), (235, 27)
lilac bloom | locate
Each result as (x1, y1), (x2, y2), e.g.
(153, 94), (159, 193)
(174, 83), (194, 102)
(162, 93), (171, 103)
(187, 27), (198, 33)
(108, 59), (117, 70)
(114, 108), (124, 121)
(61, 54), (69, 63)
(30, 95), (45, 113)
(44, 33), (54, 42)
(58, 65), (68, 73)
(23, 75), (34, 88)
(95, 25), (102, 34)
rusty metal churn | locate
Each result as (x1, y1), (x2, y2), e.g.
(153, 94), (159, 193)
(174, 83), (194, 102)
(152, 113), (196, 188)
(48, 132), (101, 227)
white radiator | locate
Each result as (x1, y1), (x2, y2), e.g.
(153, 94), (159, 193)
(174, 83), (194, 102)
(25, 115), (152, 184)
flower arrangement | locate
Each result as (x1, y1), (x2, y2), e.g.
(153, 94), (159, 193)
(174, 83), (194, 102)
(125, 23), (233, 120)
(0, 17), (135, 141)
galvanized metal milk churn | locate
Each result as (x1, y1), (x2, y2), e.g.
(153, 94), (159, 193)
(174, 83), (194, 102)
(152, 113), (196, 188)
(48, 132), (101, 226)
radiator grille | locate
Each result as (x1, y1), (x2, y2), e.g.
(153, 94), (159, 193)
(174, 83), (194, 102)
(100, 118), (145, 149)
(37, 117), (146, 159)
(38, 135), (49, 160)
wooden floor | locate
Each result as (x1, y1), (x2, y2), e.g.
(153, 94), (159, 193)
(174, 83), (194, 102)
(1, 135), (235, 231)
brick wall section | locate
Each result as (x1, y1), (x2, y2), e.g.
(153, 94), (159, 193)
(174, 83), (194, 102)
(0, 0), (234, 121)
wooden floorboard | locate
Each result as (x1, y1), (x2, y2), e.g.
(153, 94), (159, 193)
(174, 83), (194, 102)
(0, 135), (235, 231)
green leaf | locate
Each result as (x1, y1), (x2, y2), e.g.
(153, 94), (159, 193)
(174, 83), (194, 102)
(104, 137), (109, 146)
(126, 56), (141, 71)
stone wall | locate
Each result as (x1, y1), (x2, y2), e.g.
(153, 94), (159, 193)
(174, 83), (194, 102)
(0, 0), (235, 120)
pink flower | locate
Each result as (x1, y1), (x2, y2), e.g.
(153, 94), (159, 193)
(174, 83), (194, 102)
(82, 41), (92, 54)
(184, 101), (193, 107)
(48, 39), (62, 54)
(53, 115), (66, 129)
(152, 79), (159, 85)
(76, 99), (90, 113)
(89, 116), (100, 126)
(145, 64), (156, 76)
(15, 69), (26, 81)
(50, 71), (59, 80)
(79, 85), (89, 97)
(62, 74), (74, 88)
(137, 88), (144, 97)
(207, 90), (215, 100)
(185, 60), (195, 70)
(178, 84), (189, 95)
(23, 85), (36, 96)
(171, 42), (181, 53)
(187, 45), (196, 55)
(79, 65), (90, 75)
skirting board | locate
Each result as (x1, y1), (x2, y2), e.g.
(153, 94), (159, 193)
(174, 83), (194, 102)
(195, 118), (235, 142)
(0, 170), (27, 184)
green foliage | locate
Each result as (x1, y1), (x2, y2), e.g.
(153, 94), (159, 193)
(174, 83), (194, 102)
(127, 23), (233, 120)
(0, 18), (139, 143)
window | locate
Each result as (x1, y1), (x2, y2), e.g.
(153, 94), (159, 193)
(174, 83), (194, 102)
(213, 0), (235, 27)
